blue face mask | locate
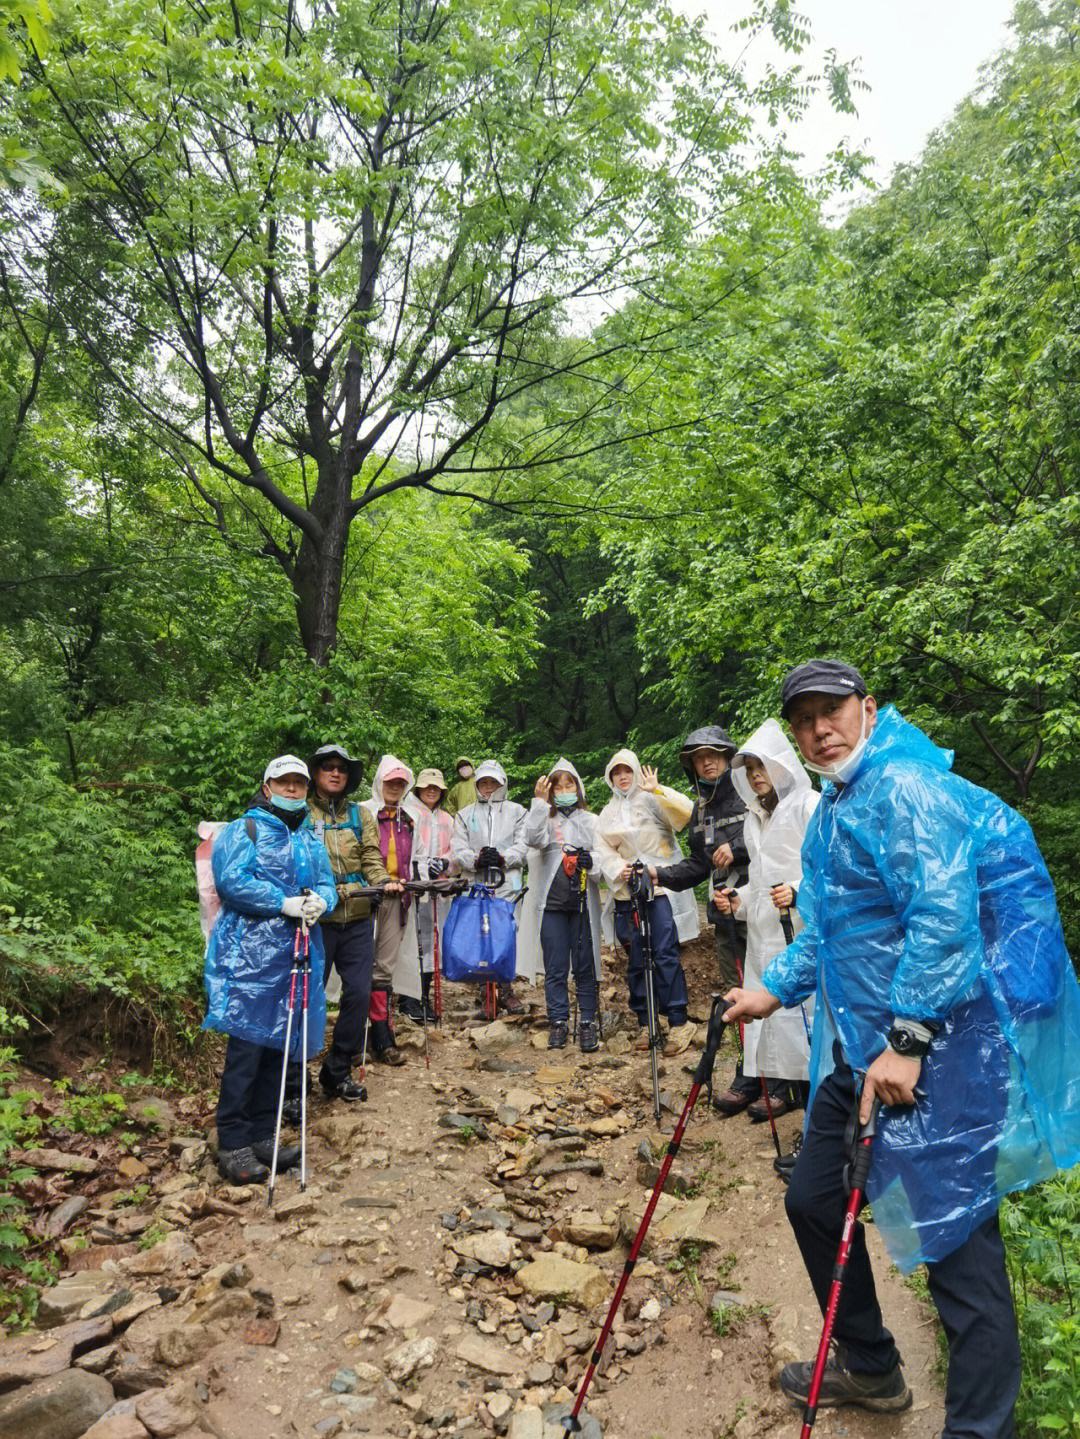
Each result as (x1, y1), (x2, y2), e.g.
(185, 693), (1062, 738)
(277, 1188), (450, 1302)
(554, 790), (578, 809)
(271, 794), (309, 814)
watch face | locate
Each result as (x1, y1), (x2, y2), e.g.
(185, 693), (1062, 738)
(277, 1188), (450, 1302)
(891, 1029), (913, 1053)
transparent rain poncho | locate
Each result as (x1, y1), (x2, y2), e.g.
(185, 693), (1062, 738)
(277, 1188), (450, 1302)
(203, 805), (338, 1058)
(763, 706), (1080, 1270)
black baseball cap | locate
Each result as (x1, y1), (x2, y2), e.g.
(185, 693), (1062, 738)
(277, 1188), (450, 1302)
(781, 659), (867, 719)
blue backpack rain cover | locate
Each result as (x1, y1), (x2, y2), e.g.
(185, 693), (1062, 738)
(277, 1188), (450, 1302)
(441, 885), (518, 984)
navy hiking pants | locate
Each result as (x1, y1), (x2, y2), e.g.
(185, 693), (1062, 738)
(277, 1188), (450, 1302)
(785, 1056), (1020, 1439)
(614, 893), (689, 1027)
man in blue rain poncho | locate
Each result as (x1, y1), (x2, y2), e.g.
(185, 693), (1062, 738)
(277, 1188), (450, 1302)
(204, 755), (338, 1185)
(726, 660), (1080, 1439)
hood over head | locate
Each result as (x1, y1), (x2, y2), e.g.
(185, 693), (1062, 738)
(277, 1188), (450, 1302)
(474, 759), (508, 802)
(546, 756), (586, 805)
(731, 720), (812, 808)
(370, 753), (416, 809)
(454, 755), (475, 774)
(678, 725), (737, 776)
(604, 748), (643, 795)
(307, 742), (363, 795)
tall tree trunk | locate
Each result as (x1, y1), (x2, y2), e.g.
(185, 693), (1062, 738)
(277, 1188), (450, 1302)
(292, 462), (350, 664)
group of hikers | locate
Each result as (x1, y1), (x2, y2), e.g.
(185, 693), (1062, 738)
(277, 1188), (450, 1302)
(201, 657), (1080, 1439)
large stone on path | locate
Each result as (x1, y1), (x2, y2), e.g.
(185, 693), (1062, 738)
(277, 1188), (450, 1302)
(154, 1323), (221, 1368)
(16, 1148), (98, 1175)
(121, 1233), (197, 1277)
(82, 1405), (150, 1439)
(561, 1210), (619, 1251)
(384, 1336), (438, 1383)
(467, 1020), (515, 1053)
(384, 1294), (436, 1330)
(454, 1334), (519, 1376)
(134, 1386), (199, 1437)
(36, 1271), (114, 1328)
(516, 1254), (609, 1309)
(450, 1229), (518, 1268)
(0, 1313), (113, 1386)
(0, 1368), (114, 1439)
(508, 1410), (544, 1439)
(542, 1402), (602, 1438)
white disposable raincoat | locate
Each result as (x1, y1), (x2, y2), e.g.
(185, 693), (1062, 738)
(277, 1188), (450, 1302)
(411, 800), (459, 975)
(731, 720), (818, 1081)
(594, 749), (700, 943)
(451, 761), (533, 980)
(362, 755), (424, 1002)
(519, 759), (603, 984)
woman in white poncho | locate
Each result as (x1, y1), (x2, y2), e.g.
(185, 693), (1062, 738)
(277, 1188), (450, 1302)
(594, 748), (697, 1052)
(720, 719), (817, 1116)
(520, 759), (603, 1053)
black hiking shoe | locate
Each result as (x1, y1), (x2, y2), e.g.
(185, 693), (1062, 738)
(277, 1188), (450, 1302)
(397, 996), (425, 1022)
(780, 1354), (911, 1412)
(282, 1099), (302, 1127)
(217, 1146), (270, 1185)
(548, 1021), (569, 1050)
(320, 1073), (368, 1102)
(252, 1139), (301, 1171)
(579, 1020), (599, 1053)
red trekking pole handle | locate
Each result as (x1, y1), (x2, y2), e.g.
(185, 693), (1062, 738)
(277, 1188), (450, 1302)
(799, 1096), (882, 1439)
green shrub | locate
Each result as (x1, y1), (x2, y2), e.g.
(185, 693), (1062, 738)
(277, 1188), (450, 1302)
(1002, 1171), (1080, 1437)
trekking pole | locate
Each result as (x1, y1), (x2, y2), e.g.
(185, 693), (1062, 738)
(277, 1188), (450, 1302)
(484, 863), (503, 1021)
(431, 891), (444, 1026)
(298, 913), (311, 1191)
(772, 881), (795, 947)
(629, 863), (662, 1125)
(729, 919), (783, 1162)
(268, 921), (304, 1209)
(800, 1095), (882, 1439)
(412, 875), (431, 1070)
(562, 995), (733, 1434)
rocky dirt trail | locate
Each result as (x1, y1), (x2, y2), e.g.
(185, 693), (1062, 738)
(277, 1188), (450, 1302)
(1, 941), (945, 1439)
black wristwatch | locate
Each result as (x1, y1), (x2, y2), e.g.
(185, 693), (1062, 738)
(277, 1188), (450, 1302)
(886, 1019), (937, 1059)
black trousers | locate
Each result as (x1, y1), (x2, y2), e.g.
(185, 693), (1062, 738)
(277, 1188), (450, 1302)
(714, 919), (757, 1094)
(320, 917), (375, 1084)
(614, 894), (688, 1026)
(216, 1036), (281, 1149)
(785, 1059), (1021, 1439)
(540, 908), (597, 1024)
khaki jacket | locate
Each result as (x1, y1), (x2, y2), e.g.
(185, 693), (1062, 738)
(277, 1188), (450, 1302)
(306, 794), (389, 923)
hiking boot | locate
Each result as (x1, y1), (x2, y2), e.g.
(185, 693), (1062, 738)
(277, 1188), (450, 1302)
(320, 1067), (368, 1102)
(779, 1354), (911, 1413)
(633, 1026), (654, 1052)
(579, 1019), (600, 1054)
(282, 1099), (302, 1127)
(373, 1044), (406, 1067)
(499, 987), (525, 1015)
(663, 1021), (694, 1057)
(217, 1146), (270, 1185)
(774, 1131), (803, 1181)
(748, 1087), (798, 1122)
(548, 1021), (569, 1050)
(252, 1138), (301, 1171)
(711, 1086), (755, 1117)
(397, 996), (425, 1023)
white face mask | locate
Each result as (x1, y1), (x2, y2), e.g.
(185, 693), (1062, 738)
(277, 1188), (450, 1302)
(803, 700), (872, 785)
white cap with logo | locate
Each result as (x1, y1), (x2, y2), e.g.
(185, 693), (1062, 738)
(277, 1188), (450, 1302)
(263, 754), (311, 783)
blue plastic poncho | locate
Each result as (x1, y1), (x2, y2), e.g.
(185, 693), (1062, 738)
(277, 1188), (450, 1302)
(764, 706), (1080, 1271)
(203, 804), (338, 1058)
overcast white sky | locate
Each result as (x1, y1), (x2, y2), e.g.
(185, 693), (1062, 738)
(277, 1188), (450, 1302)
(681, 0), (1017, 189)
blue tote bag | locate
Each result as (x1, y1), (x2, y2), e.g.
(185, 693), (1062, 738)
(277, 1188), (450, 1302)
(441, 885), (518, 984)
